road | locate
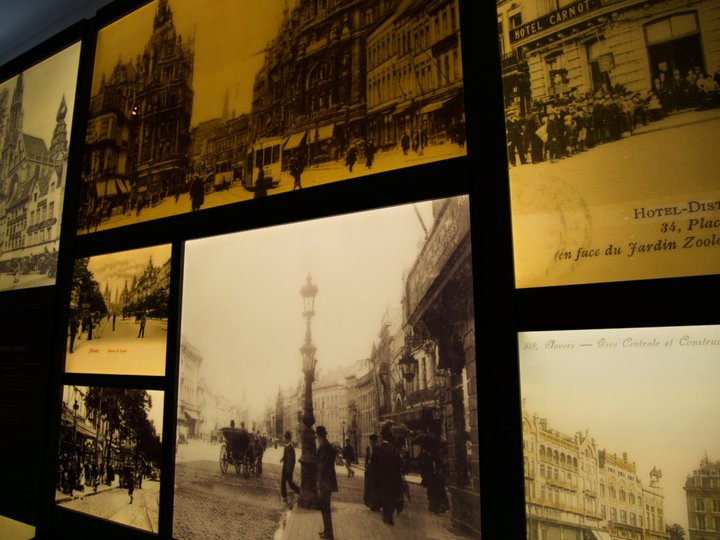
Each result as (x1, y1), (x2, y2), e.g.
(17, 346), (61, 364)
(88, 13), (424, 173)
(57, 479), (159, 533)
(65, 315), (167, 376)
(173, 440), (447, 540)
(508, 109), (720, 286)
(82, 142), (466, 234)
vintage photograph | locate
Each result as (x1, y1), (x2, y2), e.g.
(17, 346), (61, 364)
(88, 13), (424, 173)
(64, 244), (171, 376)
(0, 42), (80, 291)
(518, 325), (720, 540)
(55, 384), (163, 533)
(77, 0), (466, 234)
(496, 0), (720, 287)
(173, 195), (479, 539)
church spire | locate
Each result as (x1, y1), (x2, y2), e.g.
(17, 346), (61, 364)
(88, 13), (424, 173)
(49, 95), (68, 168)
(8, 73), (24, 141)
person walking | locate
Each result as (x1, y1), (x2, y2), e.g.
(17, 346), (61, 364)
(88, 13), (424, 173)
(137, 312), (147, 338)
(364, 139), (376, 169)
(127, 469), (135, 504)
(373, 426), (405, 525)
(280, 430), (300, 503)
(190, 175), (205, 212)
(401, 132), (410, 155)
(363, 433), (380, 511)
(316, 426), (337, 539)
(290, 154), (304, 190)
(342, 438), (355, 477)
(345, 144), (358, 173)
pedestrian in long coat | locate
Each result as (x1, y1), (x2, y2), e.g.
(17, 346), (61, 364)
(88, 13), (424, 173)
(363, 433), (380, 510)
(364, 139), (376, 169)
(127, 470), (134, 504)
(316, 426), (337, 539)
(373, 428), (405, 525)
(345, 145), (358, 172)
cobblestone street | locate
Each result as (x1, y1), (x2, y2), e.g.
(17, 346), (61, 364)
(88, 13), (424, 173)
(173, 441), (475, 540)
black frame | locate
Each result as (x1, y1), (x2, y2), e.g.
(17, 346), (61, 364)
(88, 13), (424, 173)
(0, 1), (714, 539)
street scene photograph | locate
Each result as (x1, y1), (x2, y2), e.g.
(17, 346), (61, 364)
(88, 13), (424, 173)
(173, 195), (479, 539)
(518, 324), (720, 540)
(56, 384), (163, 533)
(496, 0), (720, 287)
(77, 0), (466, 234)
(64, 244), (171, 376)
(0, 42), (80, 291)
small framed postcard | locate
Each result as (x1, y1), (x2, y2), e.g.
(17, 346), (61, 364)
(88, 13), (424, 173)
(64, 244), (171, 376)
(0, 41), (81, 291)
(55, 384), (163, 533)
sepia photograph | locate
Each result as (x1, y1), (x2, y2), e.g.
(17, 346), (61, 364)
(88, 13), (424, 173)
(496, 0), (720, 287)
(518, 325), (720, 540)
(64, 244), (171, 376)
(0, 42), (81, 291)
(173, 195), (479, 539)
(77, 0), (466, 234)
(55, 384), (163, 533)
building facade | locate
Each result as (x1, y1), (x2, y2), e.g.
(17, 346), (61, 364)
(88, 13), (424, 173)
(685, 457), (720, 540)
(523, 405), (669, 540)
(497, 0), (720, 115)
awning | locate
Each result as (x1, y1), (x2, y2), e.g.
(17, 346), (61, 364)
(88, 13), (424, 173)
(76, 422), (97, 439)
(589, 530), (614, 540)
(96, 179), (130, 198)
(184, 409), (199, 421)
(284, 131), (307, 150)
(419, 97), (452, 115)
(311, 123), (335, 142)
(0, 242), (55, 261)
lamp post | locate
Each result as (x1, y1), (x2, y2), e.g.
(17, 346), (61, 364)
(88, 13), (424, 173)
(72, 398), (79, 461)
(298, 273), (318, 509)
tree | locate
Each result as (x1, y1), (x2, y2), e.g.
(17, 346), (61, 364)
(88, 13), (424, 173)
(666, 523), (686, 540)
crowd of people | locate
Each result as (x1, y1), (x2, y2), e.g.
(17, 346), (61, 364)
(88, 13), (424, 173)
(506, 70), (720, 167)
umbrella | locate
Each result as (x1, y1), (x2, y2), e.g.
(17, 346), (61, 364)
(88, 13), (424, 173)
(412, 432), (443, 450)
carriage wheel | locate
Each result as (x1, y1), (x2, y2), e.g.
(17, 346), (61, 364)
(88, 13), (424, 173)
(234, 455), (242, 476)
(243, 448), (253, 479)
(219, 444), (229, 475)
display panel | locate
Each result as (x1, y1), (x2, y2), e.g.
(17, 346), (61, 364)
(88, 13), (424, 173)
(77, 0), (467, 234)
(64, 244), (171, 376)
(174, 195), (480, 538)
(0, 41), (81, 291)
(55, 384), (163, 533)
(496, 1), (720, 287)
(518, 325), (720, 540)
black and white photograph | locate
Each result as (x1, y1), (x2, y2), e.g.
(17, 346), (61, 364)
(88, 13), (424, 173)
(496, 0), (720, 287)
(0, 42), (80, 291)
(56, 384), (163, 533)
(518, 325), (720, 540)
(77, 0), (466, 234)
(173, 195), (479, 539)
(64, 244), (171, 376)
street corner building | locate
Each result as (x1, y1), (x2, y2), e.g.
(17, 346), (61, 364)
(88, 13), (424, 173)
(522, 405), (669, 540)
(684, 456), (720, 540)
(497, 0), (720, 118)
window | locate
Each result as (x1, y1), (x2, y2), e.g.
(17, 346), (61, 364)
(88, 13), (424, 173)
(713, 499), (720, 512)
(697, 498), (705, 511)
(697, 515), (706, 529)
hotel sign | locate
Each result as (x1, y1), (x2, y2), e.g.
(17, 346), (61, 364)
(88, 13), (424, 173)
(510, 0), (600, 44)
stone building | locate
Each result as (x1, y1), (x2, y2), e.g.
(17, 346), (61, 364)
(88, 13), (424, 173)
(403, 195), (478, 535)
(522, 405), (669, 540)
(366, 0), (464, 149)
(177, 336), (202, 441)
(684, 456), (720, 539)
(0, 73), (68, 268)
(251, 0), (401, 162)
(497, 0), (720, 115)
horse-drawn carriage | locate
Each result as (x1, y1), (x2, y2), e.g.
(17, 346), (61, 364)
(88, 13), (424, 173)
(218, 427), (263, 478)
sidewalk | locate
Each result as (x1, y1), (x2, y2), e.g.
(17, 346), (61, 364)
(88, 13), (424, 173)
(275, 500), (472, 540)
(55, 481), (119, 504)
(632, 106), (720, 136)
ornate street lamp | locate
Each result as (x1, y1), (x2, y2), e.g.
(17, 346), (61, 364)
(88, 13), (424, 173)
(398, 352), (419, 381)
(298, 273), (319, 509)
(72, 398), (79, 455)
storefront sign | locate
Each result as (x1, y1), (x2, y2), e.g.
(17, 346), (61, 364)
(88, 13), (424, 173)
(510, 0), (599, 44)
(406, 197), (470, 319)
